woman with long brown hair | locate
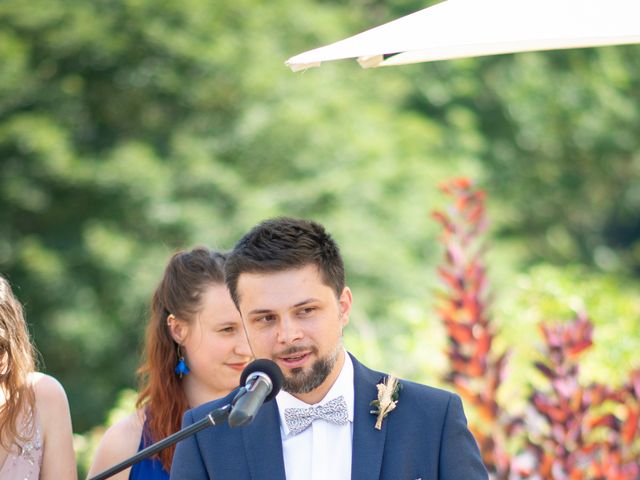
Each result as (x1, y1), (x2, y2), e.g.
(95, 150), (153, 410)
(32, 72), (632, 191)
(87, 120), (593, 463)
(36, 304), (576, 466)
(0, 275), (77, 479)
(88, 247), (252, 479)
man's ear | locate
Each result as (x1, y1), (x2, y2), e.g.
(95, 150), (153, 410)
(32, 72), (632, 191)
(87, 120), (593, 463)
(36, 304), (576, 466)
(167, 314), (189, 344)
(338, 287), (352, 327)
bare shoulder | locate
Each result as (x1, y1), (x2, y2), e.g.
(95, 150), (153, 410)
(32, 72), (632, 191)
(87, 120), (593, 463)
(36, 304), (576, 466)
(30, 372), (71, 421)
(100, 411), (144, 446)
(30, 372), (68, 402)
(30, 373), (78, 480)
(87, 411), (144, 478)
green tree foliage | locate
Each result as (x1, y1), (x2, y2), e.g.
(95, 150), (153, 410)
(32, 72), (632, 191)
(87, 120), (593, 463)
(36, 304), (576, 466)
(0, 0), (468, 432)
(401, 46), (640, 272)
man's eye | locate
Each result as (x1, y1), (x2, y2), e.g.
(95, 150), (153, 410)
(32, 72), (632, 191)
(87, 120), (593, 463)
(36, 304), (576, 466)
(299, 307), (316, 316)
(220, 326), (235, 333)
(257, 314), (276, 323)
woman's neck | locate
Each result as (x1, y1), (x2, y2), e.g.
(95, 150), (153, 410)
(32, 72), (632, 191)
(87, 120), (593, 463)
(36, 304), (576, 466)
(182, 376), (227, 409)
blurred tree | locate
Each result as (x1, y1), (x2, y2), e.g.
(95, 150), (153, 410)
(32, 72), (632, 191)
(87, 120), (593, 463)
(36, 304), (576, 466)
(401, 46), (640, 273)
(0, 0), (467, 431)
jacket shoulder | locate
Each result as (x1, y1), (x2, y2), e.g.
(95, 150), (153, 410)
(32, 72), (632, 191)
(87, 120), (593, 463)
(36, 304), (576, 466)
(351, 354), (458, 418)
(185, 389), (238, 423)
(399, 379), (461, 419)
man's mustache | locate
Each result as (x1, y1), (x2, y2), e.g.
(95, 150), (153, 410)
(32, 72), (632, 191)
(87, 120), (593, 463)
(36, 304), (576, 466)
(275, 345), (317, 357)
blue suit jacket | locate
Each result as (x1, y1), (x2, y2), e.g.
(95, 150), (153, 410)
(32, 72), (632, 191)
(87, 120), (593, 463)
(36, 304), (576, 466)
(171, 354), (488, 479)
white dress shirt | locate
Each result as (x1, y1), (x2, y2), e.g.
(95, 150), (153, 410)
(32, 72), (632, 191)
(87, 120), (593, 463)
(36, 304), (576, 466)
(276, 351), (354, 480)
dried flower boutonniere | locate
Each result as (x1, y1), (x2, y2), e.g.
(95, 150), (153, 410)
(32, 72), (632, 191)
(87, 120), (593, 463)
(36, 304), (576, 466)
(370, 375), (401, 430)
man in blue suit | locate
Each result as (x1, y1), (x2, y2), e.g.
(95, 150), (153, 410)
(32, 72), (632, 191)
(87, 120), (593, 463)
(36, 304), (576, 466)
(171, 217), (488, 480)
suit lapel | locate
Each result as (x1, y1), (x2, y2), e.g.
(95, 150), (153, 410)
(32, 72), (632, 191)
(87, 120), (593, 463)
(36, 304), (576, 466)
(240, 355), (388, 480)
(350, 355), (388, 480)
(242, 400), (286, 480)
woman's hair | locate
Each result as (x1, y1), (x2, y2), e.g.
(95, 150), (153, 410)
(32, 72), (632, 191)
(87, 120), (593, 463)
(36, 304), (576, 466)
(136, 247), (227, 471)
(0, 276), (37, 450)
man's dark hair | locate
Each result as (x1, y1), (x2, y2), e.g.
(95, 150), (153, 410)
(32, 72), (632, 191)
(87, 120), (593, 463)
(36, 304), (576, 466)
(225, 217), (345, 307)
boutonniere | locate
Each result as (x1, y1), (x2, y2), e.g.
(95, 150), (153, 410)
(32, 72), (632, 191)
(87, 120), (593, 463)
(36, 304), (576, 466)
(370, 375), (401, 430)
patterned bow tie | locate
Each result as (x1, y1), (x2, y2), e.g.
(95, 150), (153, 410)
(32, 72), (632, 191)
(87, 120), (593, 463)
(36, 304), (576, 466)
(284, 395), (349, 436)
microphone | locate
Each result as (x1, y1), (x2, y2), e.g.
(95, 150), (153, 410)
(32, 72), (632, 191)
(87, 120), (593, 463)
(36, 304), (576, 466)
(228, 359), (284, 428)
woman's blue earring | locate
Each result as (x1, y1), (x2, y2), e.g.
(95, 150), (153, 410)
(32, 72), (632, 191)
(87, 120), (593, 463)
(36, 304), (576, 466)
(168, 313), (190, 378)
(175, 345), (190, 378)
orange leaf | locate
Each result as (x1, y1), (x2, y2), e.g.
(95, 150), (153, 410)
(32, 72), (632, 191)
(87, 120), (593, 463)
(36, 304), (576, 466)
(621, 408), (639, 445)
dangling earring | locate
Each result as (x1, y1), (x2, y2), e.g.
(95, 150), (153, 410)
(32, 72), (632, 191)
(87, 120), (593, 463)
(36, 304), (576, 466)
(174, 344), (190, 378)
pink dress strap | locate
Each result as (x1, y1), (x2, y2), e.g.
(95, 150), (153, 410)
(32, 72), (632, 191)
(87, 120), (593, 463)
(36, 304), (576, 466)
(0, 409), (43, 480)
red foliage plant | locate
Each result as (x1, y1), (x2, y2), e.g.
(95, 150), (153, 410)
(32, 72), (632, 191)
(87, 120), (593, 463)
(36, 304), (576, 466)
(432, 178), (640, 480)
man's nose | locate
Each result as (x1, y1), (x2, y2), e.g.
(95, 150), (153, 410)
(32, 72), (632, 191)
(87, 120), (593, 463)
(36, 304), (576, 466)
(235, 330), (253, 358)
(277, 316), (303, 345)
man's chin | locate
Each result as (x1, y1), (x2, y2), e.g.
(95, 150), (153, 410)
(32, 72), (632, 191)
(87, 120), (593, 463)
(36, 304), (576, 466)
(283, 365), (308, 381)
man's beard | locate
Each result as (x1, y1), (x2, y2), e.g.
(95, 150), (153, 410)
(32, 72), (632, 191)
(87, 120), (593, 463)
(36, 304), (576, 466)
(281, 344), (341, 394)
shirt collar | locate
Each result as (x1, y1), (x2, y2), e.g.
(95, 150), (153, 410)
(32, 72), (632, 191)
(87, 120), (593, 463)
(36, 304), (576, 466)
(276, 350), (354, 436)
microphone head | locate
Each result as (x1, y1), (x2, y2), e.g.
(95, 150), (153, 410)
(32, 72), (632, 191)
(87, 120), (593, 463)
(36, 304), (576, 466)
(239, 359), (284, 402)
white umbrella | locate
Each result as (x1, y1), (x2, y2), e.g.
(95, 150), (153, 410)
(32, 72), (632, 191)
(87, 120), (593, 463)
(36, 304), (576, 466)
(285, 0), (640, 71)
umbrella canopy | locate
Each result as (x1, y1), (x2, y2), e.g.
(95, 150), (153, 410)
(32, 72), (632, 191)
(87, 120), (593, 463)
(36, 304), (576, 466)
(285, 0), (640, 71)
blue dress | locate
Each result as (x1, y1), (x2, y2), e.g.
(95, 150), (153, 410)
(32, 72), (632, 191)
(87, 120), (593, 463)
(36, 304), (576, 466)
(128, 424), (170, 480)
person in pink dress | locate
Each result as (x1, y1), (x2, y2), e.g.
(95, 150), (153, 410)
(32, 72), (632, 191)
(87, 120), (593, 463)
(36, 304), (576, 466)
(0, 275), (77, 480)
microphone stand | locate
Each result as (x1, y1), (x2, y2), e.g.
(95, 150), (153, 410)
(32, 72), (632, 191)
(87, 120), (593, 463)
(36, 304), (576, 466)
(88, 404), (232, 480)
